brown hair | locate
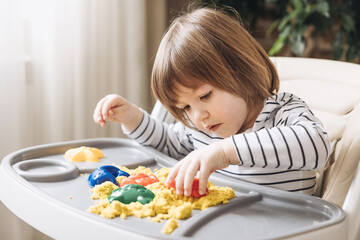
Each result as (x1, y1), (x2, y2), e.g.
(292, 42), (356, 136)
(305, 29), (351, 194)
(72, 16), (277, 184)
(151, 7), (279, 127)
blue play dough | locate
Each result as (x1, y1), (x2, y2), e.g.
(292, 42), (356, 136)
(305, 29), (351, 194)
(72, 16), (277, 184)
(88, 165), (130, 187)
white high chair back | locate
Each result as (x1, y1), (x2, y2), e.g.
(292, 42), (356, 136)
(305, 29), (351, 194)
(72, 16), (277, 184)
(151, 57), (360, 240)
(272, 57), (360, 240)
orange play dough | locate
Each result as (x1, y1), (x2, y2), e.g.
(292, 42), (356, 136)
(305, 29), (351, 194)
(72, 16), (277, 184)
(64, 146), (104, 162)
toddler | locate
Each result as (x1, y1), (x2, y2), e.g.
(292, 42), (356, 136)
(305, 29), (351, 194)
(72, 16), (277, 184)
(93, 7), (330, 197)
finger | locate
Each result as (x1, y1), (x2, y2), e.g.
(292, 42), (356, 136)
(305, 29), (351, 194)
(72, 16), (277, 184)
(175, 158), (192, 195)
(93, 97), (108, 124)
(183, 160), (199, 196)
(101, 97), (113, 120)
(106, 107), (122, 122)
(165, 162), (181, 186)
(198, 166), (212, 195)
(101, 97), (120, 125)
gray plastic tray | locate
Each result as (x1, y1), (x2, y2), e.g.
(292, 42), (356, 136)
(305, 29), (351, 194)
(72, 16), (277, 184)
(0, 138), (345, 240)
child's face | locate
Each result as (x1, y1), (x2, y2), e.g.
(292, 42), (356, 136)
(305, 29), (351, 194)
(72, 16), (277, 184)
(175, 83), (252, 138)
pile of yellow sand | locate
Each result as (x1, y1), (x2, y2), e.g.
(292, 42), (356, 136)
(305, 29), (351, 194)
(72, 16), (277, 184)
(88, 166), (235, 234)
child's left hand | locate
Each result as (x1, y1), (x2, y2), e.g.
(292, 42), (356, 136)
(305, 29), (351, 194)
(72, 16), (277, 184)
(165, 138), (239, 196)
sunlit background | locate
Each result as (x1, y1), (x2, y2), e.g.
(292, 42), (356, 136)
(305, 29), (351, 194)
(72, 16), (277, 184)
(0, 0), (172, 239)
(1, 0), (358, 239)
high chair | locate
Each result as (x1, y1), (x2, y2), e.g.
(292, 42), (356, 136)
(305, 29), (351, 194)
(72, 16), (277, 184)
(152, 56), (360, 240)
(0, 57), (358, 240)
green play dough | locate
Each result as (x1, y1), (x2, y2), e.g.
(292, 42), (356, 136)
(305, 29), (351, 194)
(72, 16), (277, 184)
(108, 184), (155, 205)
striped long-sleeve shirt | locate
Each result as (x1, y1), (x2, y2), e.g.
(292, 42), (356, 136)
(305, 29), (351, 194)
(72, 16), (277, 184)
(124, 92), (330, 195)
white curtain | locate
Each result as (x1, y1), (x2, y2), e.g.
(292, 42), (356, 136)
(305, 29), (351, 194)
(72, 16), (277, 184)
(0, 0), (166, 239)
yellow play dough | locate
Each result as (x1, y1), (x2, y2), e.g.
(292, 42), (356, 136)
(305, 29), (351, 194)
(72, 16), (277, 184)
(64, 146), (104, 162)
(88, 166), (235, 234)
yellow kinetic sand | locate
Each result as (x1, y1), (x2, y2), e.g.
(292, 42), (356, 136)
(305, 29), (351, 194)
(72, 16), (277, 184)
(64, 146), (104, 162)
(88, 166), (235, 234)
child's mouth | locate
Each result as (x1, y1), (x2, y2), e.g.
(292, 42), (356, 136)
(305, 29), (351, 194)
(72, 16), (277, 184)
(210, 124), (221, 132)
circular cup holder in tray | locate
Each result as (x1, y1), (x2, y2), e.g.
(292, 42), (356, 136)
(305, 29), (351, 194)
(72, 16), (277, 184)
(13, 159), (80, 182)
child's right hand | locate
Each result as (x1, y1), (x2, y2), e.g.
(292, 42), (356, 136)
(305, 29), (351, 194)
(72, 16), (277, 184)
(93, 94), (143, 132)
(165, 138), (240, 197)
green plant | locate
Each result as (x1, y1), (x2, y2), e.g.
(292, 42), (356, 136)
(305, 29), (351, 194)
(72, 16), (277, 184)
(198, 0), (360, 63)
(268, 0), (330, 56)
(331, 0), (360, 61)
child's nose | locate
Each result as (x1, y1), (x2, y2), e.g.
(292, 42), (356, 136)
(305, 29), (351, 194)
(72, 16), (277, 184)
(193, 108), (209, 124)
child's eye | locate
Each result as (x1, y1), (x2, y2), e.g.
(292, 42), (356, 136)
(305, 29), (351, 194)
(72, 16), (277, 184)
(182, 105), (190, 111)
(200, 91), (211, 100)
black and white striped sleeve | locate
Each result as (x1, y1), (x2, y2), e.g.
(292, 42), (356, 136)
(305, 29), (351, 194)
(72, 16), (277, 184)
(122, 110), (194, 160)
(232, 97), (330, 171)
